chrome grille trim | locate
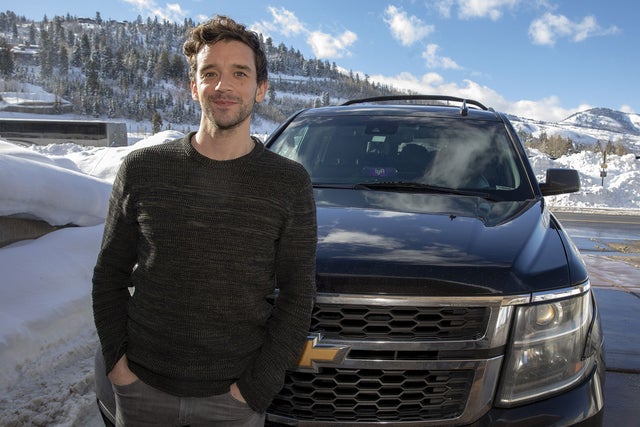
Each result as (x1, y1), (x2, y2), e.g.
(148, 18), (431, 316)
(310, 293), (518, 349)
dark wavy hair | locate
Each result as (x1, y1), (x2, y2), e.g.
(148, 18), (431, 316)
(183, 15), (268, 85)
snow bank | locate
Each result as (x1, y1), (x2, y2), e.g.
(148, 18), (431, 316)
(0, 131), (184, 227)
(530, 149), (640, 210)
(0, 130), (182, 425)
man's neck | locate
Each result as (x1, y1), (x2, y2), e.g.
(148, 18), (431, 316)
(191, 128), (254, 161)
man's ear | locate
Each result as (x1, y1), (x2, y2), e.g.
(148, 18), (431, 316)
(255, 81), (268, 103)
(190, 80), (199, 101)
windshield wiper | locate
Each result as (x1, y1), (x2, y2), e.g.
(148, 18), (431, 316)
(312, 183), (357, 189)
(352, 181), (500, 201)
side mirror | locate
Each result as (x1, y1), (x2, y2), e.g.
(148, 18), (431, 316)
(539, 168), (580, 196)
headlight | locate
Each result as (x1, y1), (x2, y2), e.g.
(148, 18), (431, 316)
(496, 288), (594, 406)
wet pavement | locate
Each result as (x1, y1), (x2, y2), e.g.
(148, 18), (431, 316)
(583, 254), (640, 426)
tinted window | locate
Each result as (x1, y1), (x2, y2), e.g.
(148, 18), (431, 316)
(269, 114), (533, 200)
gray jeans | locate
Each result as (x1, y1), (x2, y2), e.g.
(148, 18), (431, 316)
(113, 379), (265, 427)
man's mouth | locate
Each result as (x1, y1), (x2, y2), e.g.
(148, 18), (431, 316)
(211, 97), (238, 107)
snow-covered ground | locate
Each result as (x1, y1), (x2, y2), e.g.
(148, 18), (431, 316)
(530, 149), (640, 211)
(0, 132), (182, 426)
(1, 128), (639, 425)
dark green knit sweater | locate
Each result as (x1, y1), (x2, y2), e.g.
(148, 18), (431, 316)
(92, 132), (317, 413)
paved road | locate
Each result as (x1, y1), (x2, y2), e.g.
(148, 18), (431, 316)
(554, 210), (640, 426)
(553, 210), (640, 260)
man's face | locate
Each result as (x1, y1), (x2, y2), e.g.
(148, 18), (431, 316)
(190, 40), (267, 131)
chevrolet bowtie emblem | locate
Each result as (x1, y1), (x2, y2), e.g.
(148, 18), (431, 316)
(297, 333), (350, 371)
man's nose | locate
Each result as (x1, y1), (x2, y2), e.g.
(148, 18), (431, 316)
(214, 73), (231, 91)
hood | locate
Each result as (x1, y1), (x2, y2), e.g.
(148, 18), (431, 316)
(314, 188), (581, 296)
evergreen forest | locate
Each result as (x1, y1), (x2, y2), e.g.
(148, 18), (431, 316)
(0, 10), (405, 129)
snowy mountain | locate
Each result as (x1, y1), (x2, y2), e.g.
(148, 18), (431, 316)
(563, 108), (640, 136)
(510, 108), (640, 155)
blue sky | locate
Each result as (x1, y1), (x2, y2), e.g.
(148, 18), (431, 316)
(9, 0), (638, 122)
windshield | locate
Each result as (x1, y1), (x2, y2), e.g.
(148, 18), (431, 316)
(268, 114), (534, 201)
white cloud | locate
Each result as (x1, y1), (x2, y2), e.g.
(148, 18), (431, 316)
(366, 72), (493, 104)
(121, 0), (187, 22)
(252, 7), (356, 59)
(162, 4), (186, 20)
(121, 0), (151, 10)
(366, 71), (585, 122)
(266, 6), (306, 37)
(383, 5), (435, 46)
(307, 30), (357, 59)
(422, 44), (462, 70)
(432, 0), (455, 18)
(619, 105), (637, 114)
(529, 12), (620, 46)
(457, 0), (520, 21)
(510, 97), (592, 122)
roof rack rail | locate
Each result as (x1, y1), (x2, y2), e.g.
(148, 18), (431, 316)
(341, 95), (489, 111)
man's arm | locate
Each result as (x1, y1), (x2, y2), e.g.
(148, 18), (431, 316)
(92, 163), (139, 374)
(237, 176), (317, 413)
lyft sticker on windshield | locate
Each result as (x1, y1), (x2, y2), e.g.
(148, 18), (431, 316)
(362, 167), (398, 177)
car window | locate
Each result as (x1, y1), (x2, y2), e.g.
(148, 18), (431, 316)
(269, 114), (533, 200)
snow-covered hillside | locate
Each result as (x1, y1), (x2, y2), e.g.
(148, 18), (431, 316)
(564, 108), (640, 135)
(511, 108), (640, 154)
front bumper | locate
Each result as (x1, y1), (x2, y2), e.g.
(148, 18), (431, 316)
(465, 362), (605, 427)
(96, 350), (604, 427)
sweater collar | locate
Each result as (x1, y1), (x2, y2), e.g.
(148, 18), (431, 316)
(182, 131), (264, 165)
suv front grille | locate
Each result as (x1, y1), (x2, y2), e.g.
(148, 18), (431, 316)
(270, 367), (474, 423)
(311, 303), (490, 341)
(268, 294), (514, 425)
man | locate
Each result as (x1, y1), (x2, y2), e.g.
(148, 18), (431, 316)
(92, 15), (317, 426)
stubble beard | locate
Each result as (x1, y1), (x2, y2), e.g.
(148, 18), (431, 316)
(202, 95), (255, 132)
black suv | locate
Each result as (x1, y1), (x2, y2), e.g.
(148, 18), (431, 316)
(95, 96), (605, 426)
(264, 95), (605, 425)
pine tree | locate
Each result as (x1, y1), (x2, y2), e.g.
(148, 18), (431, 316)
(39, 29), (53, 80)
(152, 111), (163, 134)
(28, 23), (36, 45)
(80, 33), (91, 65)
(58, 45), (69, 75)
(0, 38), (14, 77)
(155, 51), (171, 79)
(268, 85), (276, 103)
(322, 91), (330, 106)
